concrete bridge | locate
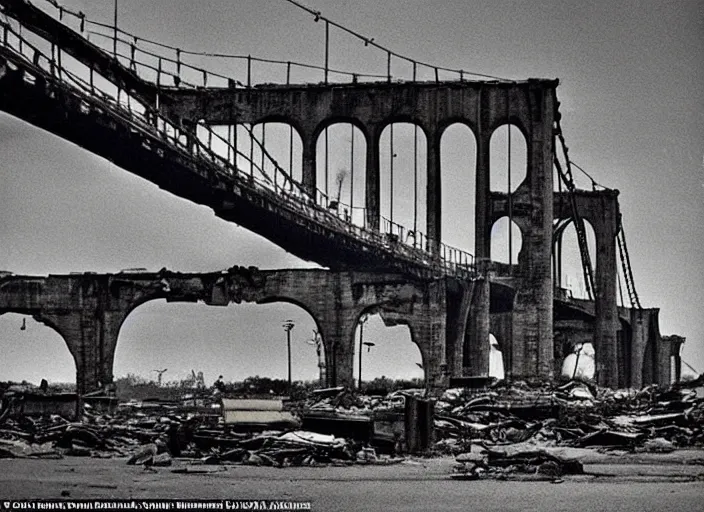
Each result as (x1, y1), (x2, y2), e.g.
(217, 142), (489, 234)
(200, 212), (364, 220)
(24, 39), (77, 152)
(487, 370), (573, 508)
(0, 0), (683, 392)
(0, 268), (676, 394)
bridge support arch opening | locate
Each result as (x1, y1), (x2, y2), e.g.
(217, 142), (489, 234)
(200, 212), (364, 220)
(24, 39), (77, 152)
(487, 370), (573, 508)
(490, 123), (527, 194)
(114, 300), (323, 391)
(353, 312), (424, 392)
(379, 122), (427, 246)
(554, 219), (597, 299)
(440, 123), (476, 254)
(489, 334), (505, 380)
(490, 217), (523, 268)
(314, 123), (367, 226)
(0, 313), (76, 387)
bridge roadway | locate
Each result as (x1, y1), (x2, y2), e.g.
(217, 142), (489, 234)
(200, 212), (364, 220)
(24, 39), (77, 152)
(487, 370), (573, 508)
(0, 0), (678, 390)
(0, 0), (473, 279)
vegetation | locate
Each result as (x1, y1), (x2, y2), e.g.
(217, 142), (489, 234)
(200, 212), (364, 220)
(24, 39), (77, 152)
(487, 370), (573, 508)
(112, 373), (425, 400)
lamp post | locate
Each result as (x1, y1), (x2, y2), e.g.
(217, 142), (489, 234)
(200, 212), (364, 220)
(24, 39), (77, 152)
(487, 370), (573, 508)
(307, 329), (325, 387)
(282, 320), (295, 392)
(357, 315), (368, 390)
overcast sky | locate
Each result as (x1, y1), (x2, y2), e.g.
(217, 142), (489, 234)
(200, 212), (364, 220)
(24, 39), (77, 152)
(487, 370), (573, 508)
(0, 0), (702, 387)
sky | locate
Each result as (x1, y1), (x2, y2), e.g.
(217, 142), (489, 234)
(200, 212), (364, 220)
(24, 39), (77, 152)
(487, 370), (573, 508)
(0, 0), (702, 387)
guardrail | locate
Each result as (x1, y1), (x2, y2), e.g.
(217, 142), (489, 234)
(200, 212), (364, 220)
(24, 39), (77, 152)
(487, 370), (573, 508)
(0, 10), (476, 280)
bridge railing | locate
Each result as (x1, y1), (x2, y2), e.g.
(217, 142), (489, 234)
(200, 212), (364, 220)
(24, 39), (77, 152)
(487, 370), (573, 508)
(0, 8), (477, 279)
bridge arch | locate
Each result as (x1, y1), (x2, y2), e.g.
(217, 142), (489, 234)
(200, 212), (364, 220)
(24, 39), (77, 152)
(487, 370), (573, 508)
(490, 216), (523, 266)
(354, 309), (424, 390)
(437, 118), (478, 140)
(378, 122), (428, 242)
(313, 122), (367, 226)
(489, 122), (528, 193)
(440, 122), (477, 253)
(0, 312), (76, 385)
(115, 297), (324, 387)
(553, 218), (597, 299)
(312, 117), (370, 147)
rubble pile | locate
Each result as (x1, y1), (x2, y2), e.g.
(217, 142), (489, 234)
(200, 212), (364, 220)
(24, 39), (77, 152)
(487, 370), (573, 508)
(0, 394), (376, 467)
(437, 378), (704, 480)
(2, 377), (703, 477)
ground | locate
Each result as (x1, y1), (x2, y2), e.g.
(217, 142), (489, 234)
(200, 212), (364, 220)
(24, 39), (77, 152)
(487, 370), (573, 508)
(1, 453), (703, 512)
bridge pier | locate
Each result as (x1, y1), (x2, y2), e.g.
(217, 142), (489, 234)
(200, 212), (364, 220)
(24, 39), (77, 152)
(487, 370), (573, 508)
(35, 309), (124, 395)
(591, 192), (620, 388)
(464, 276), (491, 377)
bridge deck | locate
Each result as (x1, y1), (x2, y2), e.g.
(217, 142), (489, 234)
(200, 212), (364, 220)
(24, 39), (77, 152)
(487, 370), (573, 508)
(0, 18), (472, 279)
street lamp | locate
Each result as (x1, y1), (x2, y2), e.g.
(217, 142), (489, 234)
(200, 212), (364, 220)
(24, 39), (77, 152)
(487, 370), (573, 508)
(307, 329), (325, 387)
(358, 315), (376, 390)
(282, 320), (295, 392)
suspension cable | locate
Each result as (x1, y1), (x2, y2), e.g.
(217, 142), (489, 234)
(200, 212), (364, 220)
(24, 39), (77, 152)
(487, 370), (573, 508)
(617, 218), (642, 309)
(280, 0), (508, 82)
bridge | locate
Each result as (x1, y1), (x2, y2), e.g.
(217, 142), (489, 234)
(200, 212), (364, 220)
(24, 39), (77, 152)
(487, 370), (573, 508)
(0, 0), (682, 393)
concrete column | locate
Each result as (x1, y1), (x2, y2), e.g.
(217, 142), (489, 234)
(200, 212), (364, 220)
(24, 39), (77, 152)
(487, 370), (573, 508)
(593, 209), (619, 388)
(445, 279), (473, 379)
(365, 127), (380, 231)
(474, 133), (491, 259)
(629, 309), (646, 388)
(509, 85), (554, 382)
(410, 316), (447, 393)
(301, 131), (317, 196)
(36, 309), (124, 395)
(466, 276), (490, 376)
(321, 315), (357, 388)
(426, 127), (441, 252)
(658, 334), (672, 386)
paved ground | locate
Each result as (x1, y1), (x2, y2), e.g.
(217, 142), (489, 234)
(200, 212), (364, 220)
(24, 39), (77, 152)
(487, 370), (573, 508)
(1, 453), (703, 511)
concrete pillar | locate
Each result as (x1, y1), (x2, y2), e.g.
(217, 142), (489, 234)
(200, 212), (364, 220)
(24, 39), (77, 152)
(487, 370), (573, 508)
(404, 281), (447, 393)
(365, 127), (380, 231)
(322, 320), (356, 388)
(474, 132), (491, 260)
(426, 127), (441, 252)
(301, 131), (317, 196)
(629, 309), (646, 388)
(466, 275), (490, 376)
(593, 205), (619, 388)
(509, 85), (554, 382)
(445, 279), (473, 379)
(36, 309), (124, 395)
(658, 334), (672, 386)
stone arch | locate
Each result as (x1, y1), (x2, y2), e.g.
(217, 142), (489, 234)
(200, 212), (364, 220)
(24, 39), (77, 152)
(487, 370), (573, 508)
(553, 218), (597, 299)
(312, 116), (370, 147)
(437, 118), (479, 140)
(440, 122), (477, 254)
(378, 121), (428, 243)
(115, 296), (324, 386)
(490, 216), (523, 266)
(354, 308), (425, 389)
(489, 122), (528, 193)
(313, 121), (368, 226)
(0, 312), (76, 385)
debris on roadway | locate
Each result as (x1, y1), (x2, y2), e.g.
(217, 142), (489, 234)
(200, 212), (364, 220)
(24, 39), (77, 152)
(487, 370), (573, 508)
(0, 376), (703, 480)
